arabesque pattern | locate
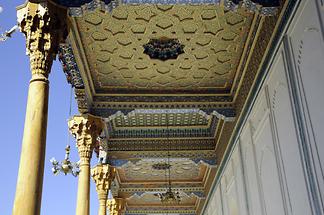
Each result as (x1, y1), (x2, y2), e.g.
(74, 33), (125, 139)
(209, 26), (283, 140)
(76, 5), (253, 92)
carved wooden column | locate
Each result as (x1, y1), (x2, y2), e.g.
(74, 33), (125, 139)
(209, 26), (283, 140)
(107, 198), (126, 215)
(91, 164), (116, 215)
(68, 114), (104, 215)
(13, 2), (66, 215)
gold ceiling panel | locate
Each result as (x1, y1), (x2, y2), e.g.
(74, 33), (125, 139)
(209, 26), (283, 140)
(117, 159), (206, 182)
(127, 192), (197, 206)
(62, 1), (290, 214)
(75, 5), (253, 93)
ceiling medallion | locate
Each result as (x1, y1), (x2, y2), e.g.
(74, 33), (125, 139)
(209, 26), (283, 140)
(143, 37), (185, 61)
(152, 162), (172, 170)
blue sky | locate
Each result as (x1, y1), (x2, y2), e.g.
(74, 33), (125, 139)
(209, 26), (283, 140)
(0, 1), (99, 214)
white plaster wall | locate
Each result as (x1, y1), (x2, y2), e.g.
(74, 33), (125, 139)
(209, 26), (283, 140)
(203, 0), (324, 214)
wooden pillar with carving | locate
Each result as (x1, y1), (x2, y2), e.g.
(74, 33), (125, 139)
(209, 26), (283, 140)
(91, 164), (116, 215)
(12, 2), (66, 215)
(107, 197), (126, 215)
(68, 114), (104, 215)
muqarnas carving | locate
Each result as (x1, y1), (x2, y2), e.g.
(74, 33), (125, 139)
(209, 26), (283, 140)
(143, 37), (184, 61)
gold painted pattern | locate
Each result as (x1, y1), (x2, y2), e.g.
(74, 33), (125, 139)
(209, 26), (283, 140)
(118, 159), (205, 182)
(76, 5), (253, 92)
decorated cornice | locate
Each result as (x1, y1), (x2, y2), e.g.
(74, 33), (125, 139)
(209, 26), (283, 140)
(54, 0), (94, 7)
(119, 182), (204, 189)
(102, 109), (234, 140)
(58, 43), (84, 89)
(106, 150), (217, 160)
(126, 190), (205, 199)
(93, 107), (236, 119)
(125, 208), (196, 215)
(54, 0), (279, 17)
(224, 0), (279, 16)
(55, 0), (221, 17)
(58, 43), (90, 112)
(108, 158), (217, 168)
(102, 139), (216, 152)
(105, 109), (235, 122)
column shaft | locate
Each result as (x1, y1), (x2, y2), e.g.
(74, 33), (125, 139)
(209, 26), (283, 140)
(12, 76), (49, 215)
(76, 161), (91, 215)
(69, 114), (104, 215)
(13, 2), (67, 214)
(99, 198), (107, 215)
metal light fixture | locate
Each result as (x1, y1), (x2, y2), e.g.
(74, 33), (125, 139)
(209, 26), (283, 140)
(154, 110), (181, 204)
(156, 181), (181, 204)
(50, 87), (79, 176)
(0, 25), (18, 42)
(50, 145), (80, 177)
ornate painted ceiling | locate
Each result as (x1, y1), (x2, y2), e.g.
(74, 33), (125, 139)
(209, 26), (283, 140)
(56, 0), (289, 214)
(63, 4), (256, 115)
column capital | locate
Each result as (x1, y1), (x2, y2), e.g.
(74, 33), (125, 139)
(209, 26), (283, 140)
(107, 198), (126, 215)
(91, 164), (116, 197)
(68, 114), (104, 162)
(17, 1), (67, 78)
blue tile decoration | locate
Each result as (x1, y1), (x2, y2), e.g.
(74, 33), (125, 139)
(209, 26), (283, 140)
(54, 0), (94, 7)
(109, 159), (129, 167)
(109, 159), (141, 167)
(63, 0), (114, 16)
(58, 44), (84, 89)
(133, 192), (145, 197)
(184, 191), (205, 198)
(191, 158), (217, 166)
